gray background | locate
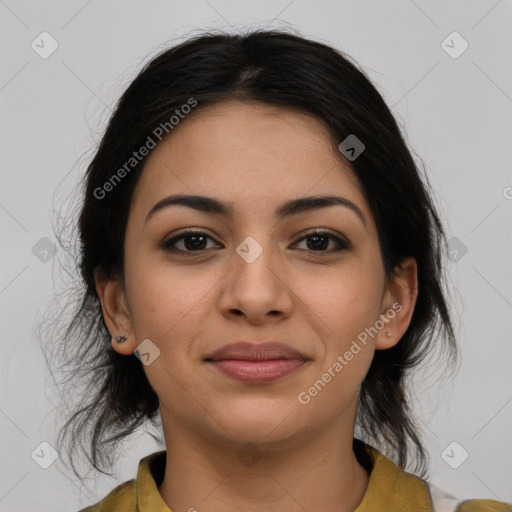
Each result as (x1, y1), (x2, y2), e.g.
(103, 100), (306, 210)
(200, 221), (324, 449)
(1, 1), (511, 510)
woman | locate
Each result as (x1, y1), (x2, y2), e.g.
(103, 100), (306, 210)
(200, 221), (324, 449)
(45, 29), (510, 511)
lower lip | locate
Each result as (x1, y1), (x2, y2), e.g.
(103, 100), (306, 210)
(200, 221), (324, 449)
(207, 359), (306, 383)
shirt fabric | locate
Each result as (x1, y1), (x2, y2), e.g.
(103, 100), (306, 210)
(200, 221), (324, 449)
(77, 439), (511, 512)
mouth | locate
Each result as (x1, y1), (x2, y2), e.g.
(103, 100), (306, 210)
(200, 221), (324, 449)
(204, 341), (309, 384)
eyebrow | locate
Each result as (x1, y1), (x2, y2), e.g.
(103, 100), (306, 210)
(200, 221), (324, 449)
(145, 194), (367, 230)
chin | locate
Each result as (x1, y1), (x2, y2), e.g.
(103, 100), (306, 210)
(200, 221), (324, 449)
(211, 399), (305, 444)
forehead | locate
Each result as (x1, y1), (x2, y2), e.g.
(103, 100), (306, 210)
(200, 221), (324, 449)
(130, 101), (372, 227)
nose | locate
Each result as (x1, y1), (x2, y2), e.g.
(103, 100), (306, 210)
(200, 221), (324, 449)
(218, 236), (294, 325)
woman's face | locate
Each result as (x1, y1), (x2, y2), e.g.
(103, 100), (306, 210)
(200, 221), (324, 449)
(99, 100), (416, 448)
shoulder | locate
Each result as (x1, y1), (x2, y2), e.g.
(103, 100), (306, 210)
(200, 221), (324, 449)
(454, 499), (512, 512)
(354, 440), (434, 511)
(76, 479), (137, 512)
(75, 449), (167, 512)
(356, 440), (511, 512)
(429, 483), (512, 512)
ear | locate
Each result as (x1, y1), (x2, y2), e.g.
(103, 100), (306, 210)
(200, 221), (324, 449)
(94, 268), (137, 355)
(375, 256), (418, 350)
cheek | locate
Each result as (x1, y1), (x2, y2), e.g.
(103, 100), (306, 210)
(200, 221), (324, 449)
(125, 255), (219, 345)
(295, 272), (379, 405)
(124, 261), (218, 395)
(296, 264), (382, 345)
(293, 263), (382, 397)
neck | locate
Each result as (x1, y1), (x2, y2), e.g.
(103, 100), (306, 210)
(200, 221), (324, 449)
(157, 416), (370, 512)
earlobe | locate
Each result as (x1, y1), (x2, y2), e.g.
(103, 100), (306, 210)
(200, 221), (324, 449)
(94, 268), (137, 355)
(375, 257), (418, 351)
(376, 329), (399, 350)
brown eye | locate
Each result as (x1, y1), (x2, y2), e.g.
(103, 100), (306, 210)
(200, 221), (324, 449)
(160, 230), (220, 254)
(293, 230), (350, 254)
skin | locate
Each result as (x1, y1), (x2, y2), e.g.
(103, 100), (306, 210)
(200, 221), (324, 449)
(95, 100), (418, 512)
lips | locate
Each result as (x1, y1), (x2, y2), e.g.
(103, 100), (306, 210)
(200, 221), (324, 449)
(204, 341), (310, 384)
(204, 341), (308, 362)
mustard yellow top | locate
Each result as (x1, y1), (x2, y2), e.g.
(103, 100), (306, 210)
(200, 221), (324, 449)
(77, 440), (511, 512)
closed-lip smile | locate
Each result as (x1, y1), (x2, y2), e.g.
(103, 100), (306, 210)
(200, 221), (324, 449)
(204, 341), (309, 384)
(204, 341), (309, 362)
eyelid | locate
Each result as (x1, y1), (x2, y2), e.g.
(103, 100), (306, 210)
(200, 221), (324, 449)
(293, 228), (349, 243)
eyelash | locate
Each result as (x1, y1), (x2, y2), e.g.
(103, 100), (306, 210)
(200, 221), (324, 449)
(159, 229), (350, 256)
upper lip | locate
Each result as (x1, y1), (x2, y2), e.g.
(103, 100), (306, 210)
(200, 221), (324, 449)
(204, 341), (308, 361)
